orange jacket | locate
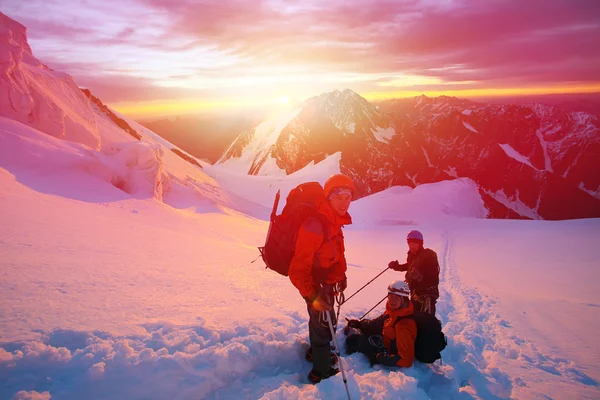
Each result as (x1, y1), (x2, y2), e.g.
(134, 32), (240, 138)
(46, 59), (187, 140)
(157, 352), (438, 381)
(288, 199), (352, 299)
(382, 302), (417, 367)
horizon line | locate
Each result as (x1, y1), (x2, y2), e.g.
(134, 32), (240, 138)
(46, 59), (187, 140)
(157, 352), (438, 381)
(110, 84), (600, 119)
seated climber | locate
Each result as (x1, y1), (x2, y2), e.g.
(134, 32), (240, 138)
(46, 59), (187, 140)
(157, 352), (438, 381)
(344, 280), (417, 367)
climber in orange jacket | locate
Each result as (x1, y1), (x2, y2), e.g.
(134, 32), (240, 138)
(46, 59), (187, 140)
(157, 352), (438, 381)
(288, 173), (355, 384)
(344, 280), (417, 368)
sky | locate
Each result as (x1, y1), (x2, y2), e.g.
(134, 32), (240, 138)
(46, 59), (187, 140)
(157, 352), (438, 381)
(2, 0), (600, 117)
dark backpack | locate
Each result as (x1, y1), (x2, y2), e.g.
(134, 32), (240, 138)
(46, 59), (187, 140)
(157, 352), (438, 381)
(396, 311), (447, 364)
(258, 182), (327, 276)
(412, 312), (447, 363)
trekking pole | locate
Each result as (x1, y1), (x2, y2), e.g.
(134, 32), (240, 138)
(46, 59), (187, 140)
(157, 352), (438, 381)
(358, 295), (388, 320)
(325, 310), (352, 400)
(341, 267), (390, 306)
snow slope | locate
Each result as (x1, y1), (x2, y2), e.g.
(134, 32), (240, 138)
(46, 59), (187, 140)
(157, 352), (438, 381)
(498, 144), (538, 171)
(0, 13), (101, 150)
(217, 108), (302, 175)
(462, 121), (478, 134)
(1, 114), (599, 399)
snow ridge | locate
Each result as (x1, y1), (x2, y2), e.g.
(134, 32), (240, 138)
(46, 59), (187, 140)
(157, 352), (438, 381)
(462, 121), (478, 133)
(498, 144), (538, 171)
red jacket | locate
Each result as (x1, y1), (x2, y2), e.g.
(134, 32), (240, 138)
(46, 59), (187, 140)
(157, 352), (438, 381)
(357, 301), (418, 367)
(382, 302), (417, 367)
(288, 199), (351, 299)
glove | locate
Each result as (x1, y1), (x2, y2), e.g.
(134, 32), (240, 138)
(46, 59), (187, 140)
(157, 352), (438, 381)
(310, 292), (332, 312)
(388, 260), (401, 271)
(343, 317), (360, 335)
(345, 318), (361, 329)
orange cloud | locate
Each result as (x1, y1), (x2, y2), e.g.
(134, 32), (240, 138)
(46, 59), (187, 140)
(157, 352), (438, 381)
(3, 0), (599, 116)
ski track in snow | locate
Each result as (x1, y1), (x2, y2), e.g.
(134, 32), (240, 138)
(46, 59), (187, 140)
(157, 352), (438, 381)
(438, 231), (516, 399)
(437, 231), (598, 400)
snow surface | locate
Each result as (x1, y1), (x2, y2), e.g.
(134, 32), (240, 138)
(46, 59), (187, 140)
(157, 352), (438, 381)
(204, 152), (343, 218)
(462, 121), (478, 134)
(532, 107), (557, 173)
(444, 166), (459, 178)
(346, 122), (356, 134)
(422, 147), (434, 168)
(372, 126), (396, 143)
(405, 172), (418, 186)
(498, 144), (538, 171)
(578, 182), (600, 200)
(217, 108), (302, 174)
(483, 188), (542, 220)
(461, 110), (472, 116)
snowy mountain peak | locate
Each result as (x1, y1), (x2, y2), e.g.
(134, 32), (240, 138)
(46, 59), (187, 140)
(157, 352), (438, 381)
(305, 89), (384, 132)
(0, 12), (36, 67)
(0, 11), (264, 220)
(218, 88), (396, 175)
(0, 13), (101, 150)
(218, 89), (600, 219)
(311, 88), (371, 111)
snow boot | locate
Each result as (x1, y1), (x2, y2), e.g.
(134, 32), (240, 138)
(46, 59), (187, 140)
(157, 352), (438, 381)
(305, 346), (338, 365)
(307, 367), (340, 384)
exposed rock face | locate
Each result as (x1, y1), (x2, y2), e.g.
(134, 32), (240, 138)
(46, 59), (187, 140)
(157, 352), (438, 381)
(218, 91), (600, 220)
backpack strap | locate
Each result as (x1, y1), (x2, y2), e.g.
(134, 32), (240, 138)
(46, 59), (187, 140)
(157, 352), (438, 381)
(303, 211), (330, 244)
(392, 314), (415, 326)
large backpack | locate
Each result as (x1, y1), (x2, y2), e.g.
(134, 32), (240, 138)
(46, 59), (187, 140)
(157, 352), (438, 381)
(412, 312), (447, 363)
(397, 312), (447, 363)
(258, 182), (327, 276)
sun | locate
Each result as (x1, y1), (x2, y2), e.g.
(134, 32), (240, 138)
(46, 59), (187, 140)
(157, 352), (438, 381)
(276, 96), (290, 105)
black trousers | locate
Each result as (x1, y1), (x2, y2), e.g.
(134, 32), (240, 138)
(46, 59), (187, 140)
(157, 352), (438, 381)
(345, 333), (385, 359)
(306, 287), (337, 374)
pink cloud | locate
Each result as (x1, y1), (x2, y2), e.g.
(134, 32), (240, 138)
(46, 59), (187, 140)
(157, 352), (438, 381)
(40, 57), (203, 102)
(142, 0), (600, 83)
(73, 74), (203, 103)
(14, 16), (95, 39)
(4, 0), (599, 107)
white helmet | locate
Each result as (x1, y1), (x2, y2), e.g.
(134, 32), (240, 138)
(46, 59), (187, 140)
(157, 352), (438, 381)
(388, 280), (410, 298)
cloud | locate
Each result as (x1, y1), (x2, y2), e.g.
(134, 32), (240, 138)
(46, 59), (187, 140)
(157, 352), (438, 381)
(36, 56), (206, 102)
(73, 74), (204, 103)
(12, 17), (95, 39)
(4, 0), (599, 107)
(142, 0), (600, 83)
(12, 391), (51, 400)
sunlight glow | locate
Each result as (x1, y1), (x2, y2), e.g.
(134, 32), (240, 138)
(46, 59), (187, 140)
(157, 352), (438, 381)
(364, 83), (600, 100)
(277, 96), (291, 105)
(110, 82), (600, 118)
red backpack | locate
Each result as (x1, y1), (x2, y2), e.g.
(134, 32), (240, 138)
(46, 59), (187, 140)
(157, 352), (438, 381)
(259, 182), (328, 276)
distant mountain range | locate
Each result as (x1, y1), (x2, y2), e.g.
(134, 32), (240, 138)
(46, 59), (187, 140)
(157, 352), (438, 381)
(216, 90), (600, 220)
(1, 10), (597, 221)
